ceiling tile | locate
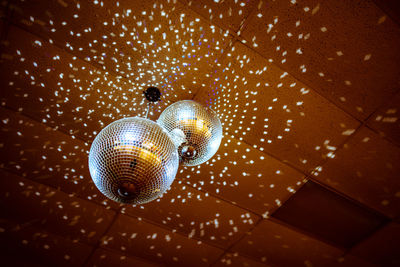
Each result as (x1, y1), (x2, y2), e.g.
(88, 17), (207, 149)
(367, 91), (400, 146)
(231, 219), (343, 267)
(181, 0), (257, 32)
(272, 181), (388, 248)
(0, 169), (116, 245)
(123, 181), (259, 249)
(213, 252), (270, 267)
(0, 220), (93, 267)
(195, 41), (360, 172)
(178, 136), (305, 216)
(240, 0), (400, 120)
(101, 213), (224, 266)
(0, 25), (177, 143)
(314, 126), (400, 218)
(0, 107), (117, 208)
(9, 0), (229, 96)
(86, 248), (162, 267)
(351, 222), (400, 267)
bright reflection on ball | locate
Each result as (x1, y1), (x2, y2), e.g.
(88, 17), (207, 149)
(157, 100), (222, 166)
(88, 117), (179, 204)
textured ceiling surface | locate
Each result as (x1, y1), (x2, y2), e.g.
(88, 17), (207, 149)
(0, 0), (400, 266)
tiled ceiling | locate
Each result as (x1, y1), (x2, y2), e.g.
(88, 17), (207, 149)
(0, 0), (399, 266)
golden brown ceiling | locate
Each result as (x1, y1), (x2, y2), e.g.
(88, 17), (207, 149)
(1, 0), (400, 266)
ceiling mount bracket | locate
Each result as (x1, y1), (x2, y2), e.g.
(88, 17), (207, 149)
(144, 87), (161, 102)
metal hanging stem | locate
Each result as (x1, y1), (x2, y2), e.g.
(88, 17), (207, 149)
(145, 102), (151, 119)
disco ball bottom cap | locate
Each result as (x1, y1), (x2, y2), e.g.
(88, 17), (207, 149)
(180, 144), (197, 159)
(118, 182), (137, 198)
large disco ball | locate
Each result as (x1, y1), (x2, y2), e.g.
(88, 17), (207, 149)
(157, 100), (222, 166)
(88, 117), (179, 204)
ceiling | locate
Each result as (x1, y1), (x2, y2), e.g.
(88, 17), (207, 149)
(0, 0), (400, 266)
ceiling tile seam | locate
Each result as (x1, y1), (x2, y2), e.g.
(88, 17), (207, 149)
(191, 37), (236, 101)
(179, 0), (240, 38)
(6, 19), (134, 84)
(267, 179), (392, 251)
(359, 82), (400, 125)
(308, 123), (366, 176)
(192, 38), (238, 102)
(95, 212), (230, 265)
(118, 209), (233, 251)
(180, 179), (263, 217)
(182, 0), (264, 95)
(209, 216), (265, 267)
(371, 0), (400, 28)
(303, 174), (392, 220)
(364, 122), (400, 148)
(340, 219), (392, 265)
(81, 210), (121, 267)
(265, 216), (348, 253)
(235, 0), (264, 37)
(222, 134), (310, 176)
(268, 177), (392, 246)
(0, 166), (116, 211)
(172, 0), (241, 101)
(210, 254), (269, 267)
(182, 0), (262, 38)
(238, 1), (262, 35)
(0, 217), (99, 265)
(95, 246), (166, 267)
(177, 0), (260, 104)
(0, 181), (122, 263)
(361, 88), (400, 148)
(0, 105), (90, 147)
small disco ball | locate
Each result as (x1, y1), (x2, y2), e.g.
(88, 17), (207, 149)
(88, 117), (179, 204)
(157, 100), (222, 166)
